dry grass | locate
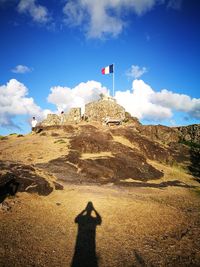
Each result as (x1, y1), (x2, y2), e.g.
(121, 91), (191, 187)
(0, 133), (70, 164)
(147, 160), (197, 186)
(80, 152), (114, 160)
(112, 135), (139, 150)
(1, 184), (200, 267)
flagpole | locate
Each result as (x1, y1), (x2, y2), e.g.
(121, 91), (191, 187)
(112, 63), (115, 98)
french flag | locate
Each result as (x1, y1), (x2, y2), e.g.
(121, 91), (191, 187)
(101, 64), (114, 75)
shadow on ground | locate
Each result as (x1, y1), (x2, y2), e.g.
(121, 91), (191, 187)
(0, 175), (19, 203)
(71, 201), (102, 267)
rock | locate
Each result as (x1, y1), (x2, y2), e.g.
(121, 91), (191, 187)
(136, 124), (179, 144)
(176, 124), (200, 144)
(53, 181), (64, 190)
(0, 161), (53, 196)
(0, 201), (11, 212)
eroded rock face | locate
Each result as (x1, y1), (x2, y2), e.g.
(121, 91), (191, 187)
(136, 125), (179, 144)
(135, 124), (200, 146)
(0, 161), (53, 197)
(176, 124), (200, 144)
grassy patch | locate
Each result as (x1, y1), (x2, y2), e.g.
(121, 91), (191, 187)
(54, 139), (66, 144)
(147, 160), (196, 185)
(81, 152), (114, 160)
(0, 135), (8, 140)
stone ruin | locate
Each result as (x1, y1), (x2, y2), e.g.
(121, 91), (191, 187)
(40, 94), (138, 126)
(41, 108), (81, 126)
(85, 95), (125, 123)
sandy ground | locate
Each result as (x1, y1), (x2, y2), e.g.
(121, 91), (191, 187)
(1, 184), (200, 267)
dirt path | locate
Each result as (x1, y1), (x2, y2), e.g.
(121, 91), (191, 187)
(0, 184), (200, 267)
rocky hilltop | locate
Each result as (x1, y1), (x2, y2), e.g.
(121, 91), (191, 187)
(0, 122), (199, 197)
(0, 96), (200, 196)
(1, 98), (200, 267)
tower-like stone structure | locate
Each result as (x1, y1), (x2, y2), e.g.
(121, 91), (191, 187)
(85, 95), (126, 123)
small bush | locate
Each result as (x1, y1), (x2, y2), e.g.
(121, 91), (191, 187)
(0, 135), (8, 140)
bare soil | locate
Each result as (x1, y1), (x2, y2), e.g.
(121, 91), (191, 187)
(1, 184), (200, 267)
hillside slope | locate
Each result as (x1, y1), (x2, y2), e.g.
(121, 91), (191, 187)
(0, 123), (200, 266)
(1, 123), (199, 191)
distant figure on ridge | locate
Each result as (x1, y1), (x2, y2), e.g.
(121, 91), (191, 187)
(31, 117), (38, 132)
(60, 111), (65, 125)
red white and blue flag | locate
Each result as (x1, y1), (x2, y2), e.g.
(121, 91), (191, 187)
(101, 64), (114, 75)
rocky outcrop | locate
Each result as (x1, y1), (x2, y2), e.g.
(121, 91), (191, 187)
(136, 125), (179, 144)
(0, 161), (57, 198)
(135, 124), (200, 146)
(176, 124), (200, 144)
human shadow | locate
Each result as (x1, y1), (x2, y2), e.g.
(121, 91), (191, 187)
(71, 201), (102, 267)
(0, 177), (19, 203)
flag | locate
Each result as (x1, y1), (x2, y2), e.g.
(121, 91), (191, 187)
(101, 64), (114, 75)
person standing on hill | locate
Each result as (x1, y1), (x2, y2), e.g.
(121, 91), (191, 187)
(60, 111), (65, 125)
(31, 117), (38, 132)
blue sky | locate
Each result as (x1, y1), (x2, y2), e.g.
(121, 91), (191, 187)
(0, 0), (200, 135)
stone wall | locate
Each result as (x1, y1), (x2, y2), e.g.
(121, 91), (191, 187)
(41, 114), (60, 126)
(85, 98), (126, 123)
(62, 108), (81, 124)
(41, 108), (81, 126)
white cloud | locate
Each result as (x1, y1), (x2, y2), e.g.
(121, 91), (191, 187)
(11, 64), (32, 74)
(47, 80), (108, 114)
(47, 79), (200, 123)
(126, 65), (148, 79)
(115, 79), (200, 121)
(63, 0), (164, 39)
(115, 80), (172, 121)
(0, 79), (50, 128)
(152, 89), (200, 119)
(17, 0), (50, 24)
